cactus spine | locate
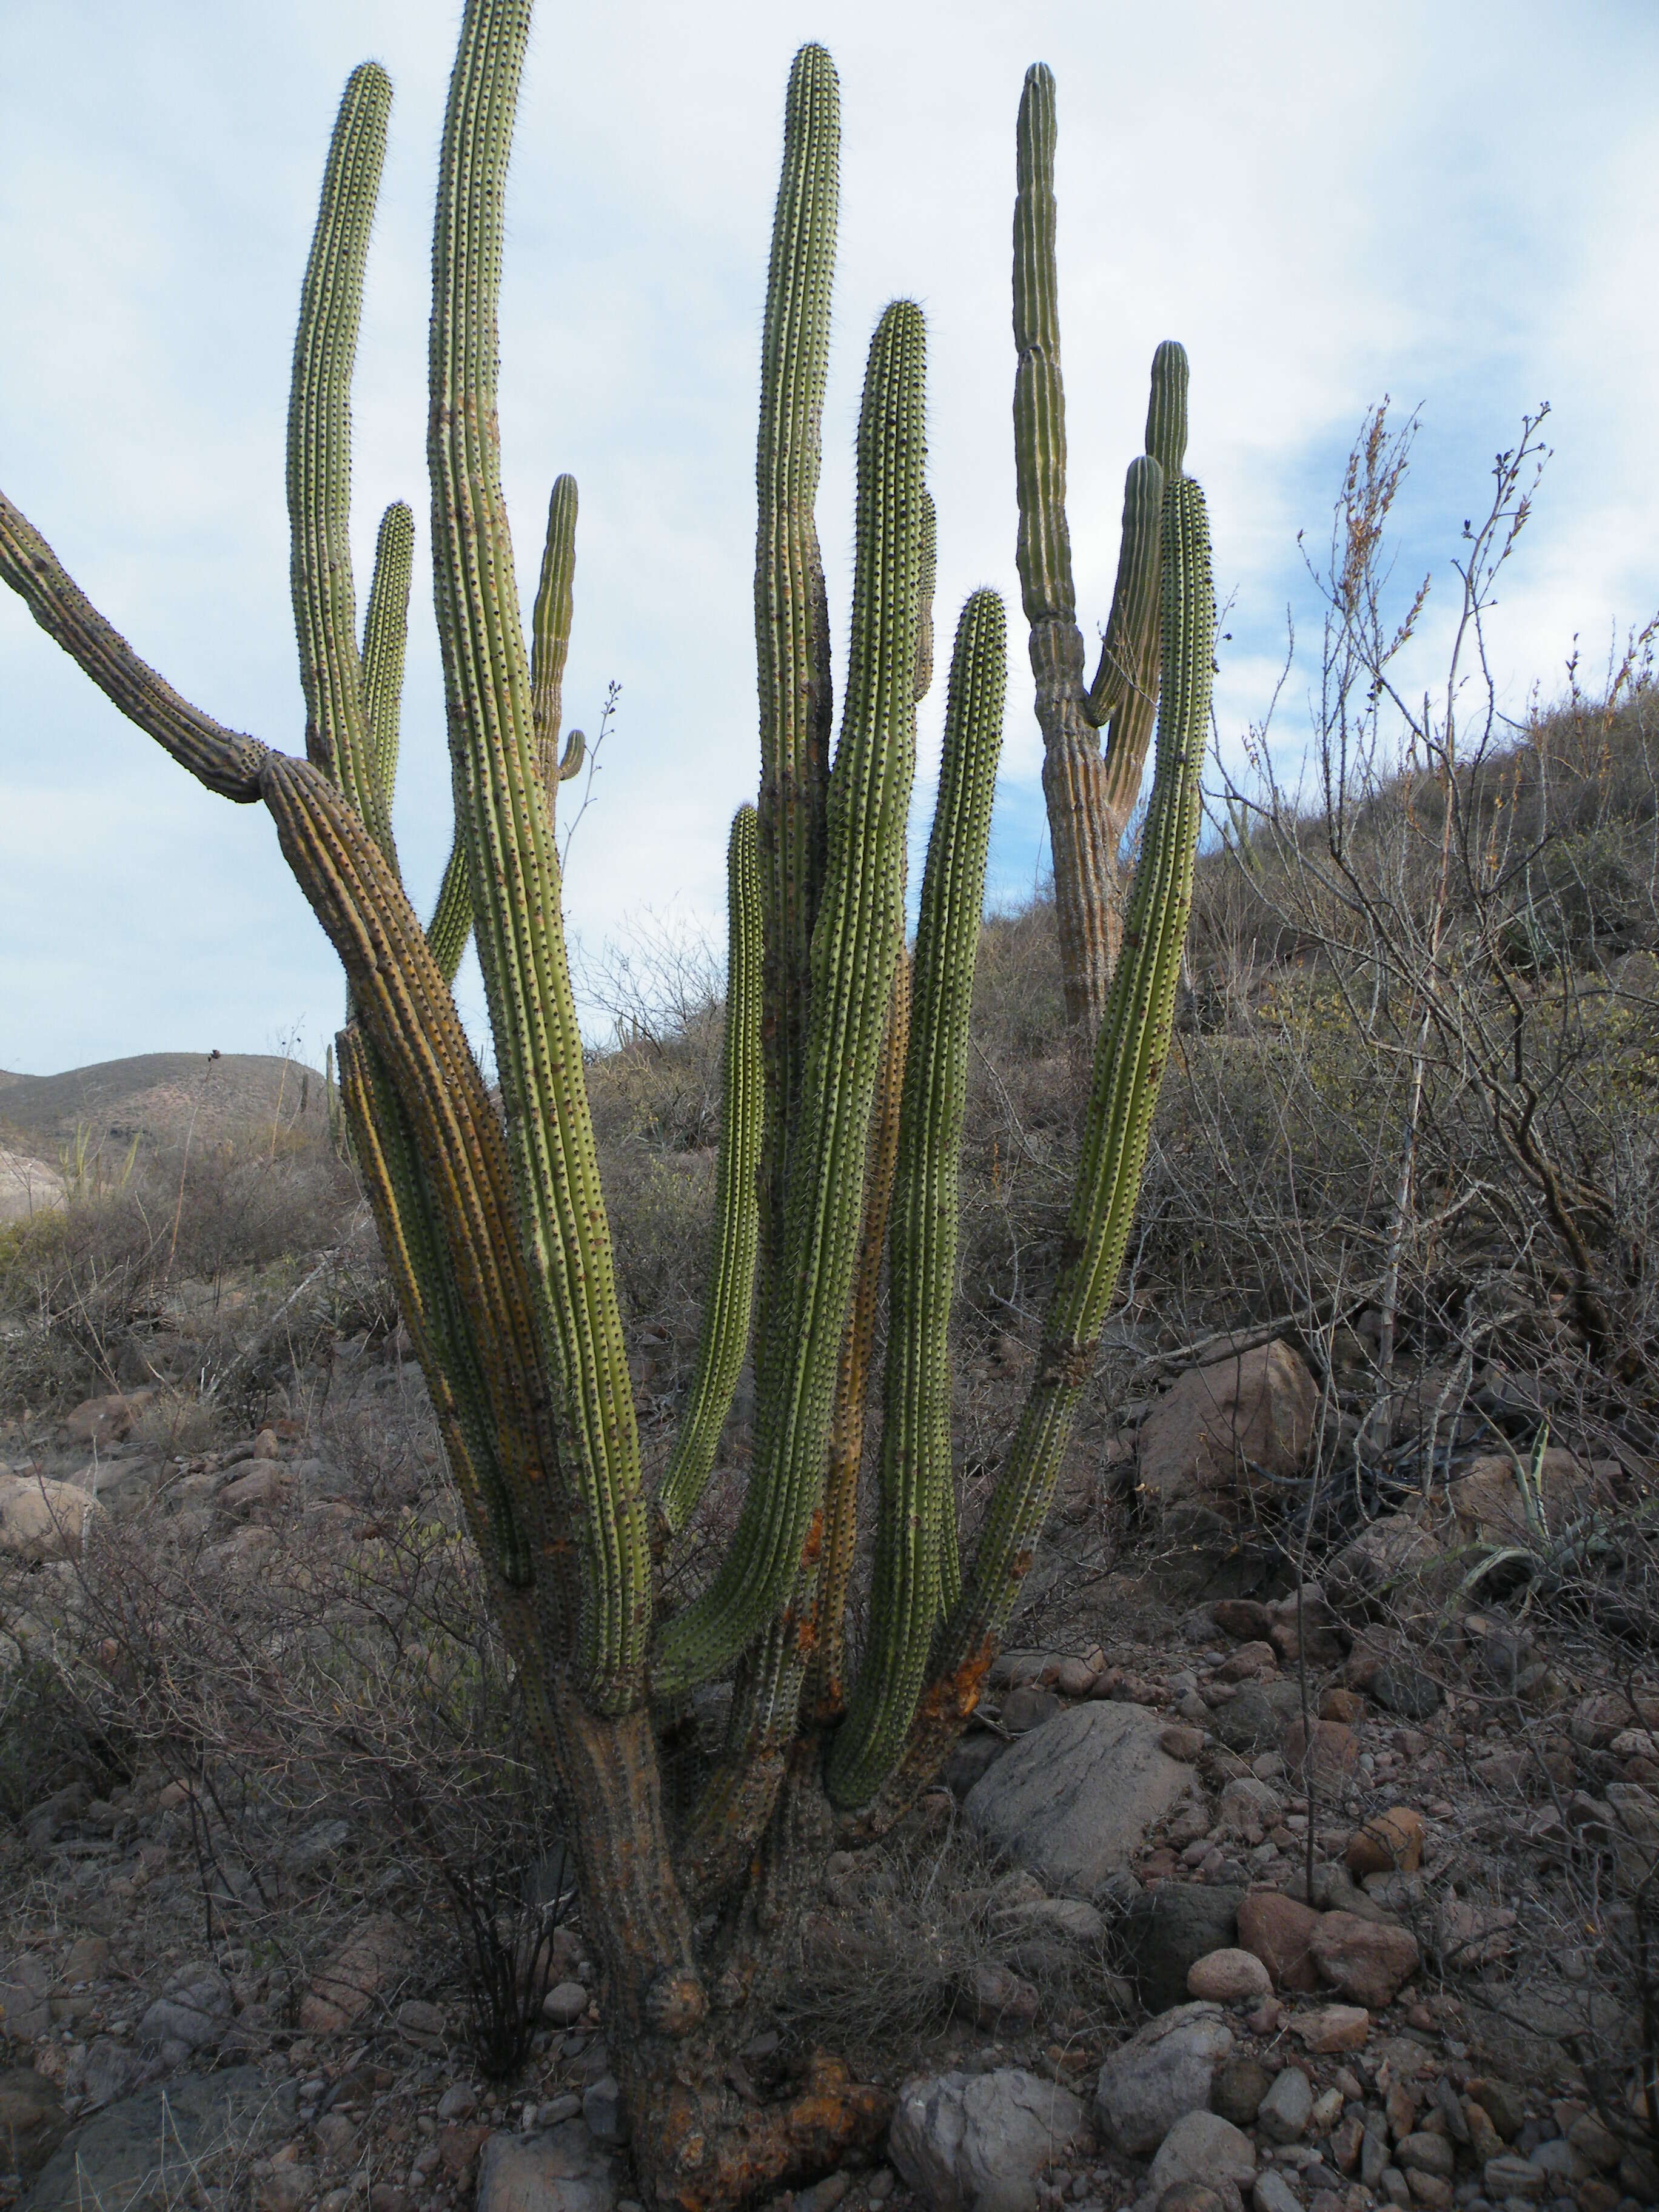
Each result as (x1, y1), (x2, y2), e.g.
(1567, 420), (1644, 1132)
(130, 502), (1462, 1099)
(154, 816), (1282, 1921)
(1014, 60), (1190, 1027)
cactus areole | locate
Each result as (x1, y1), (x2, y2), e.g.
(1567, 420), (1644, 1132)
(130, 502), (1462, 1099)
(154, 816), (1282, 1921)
(0, 8), (1212, 2205)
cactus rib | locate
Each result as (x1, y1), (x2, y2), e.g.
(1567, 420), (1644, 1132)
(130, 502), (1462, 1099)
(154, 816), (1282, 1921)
(655, 299), (927, 1699)
(287, 61), (395, 862)
(828, 587), (1007, 1807)
(429, 0), (649, 1710)
(655, 807), (764, 1535)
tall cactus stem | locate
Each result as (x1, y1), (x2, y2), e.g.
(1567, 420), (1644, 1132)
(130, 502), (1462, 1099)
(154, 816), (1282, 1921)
(426, 834), (473, 986)
(827, 587), (1007, 1807)
(655, 808), (764, 1536)
(361, 501), (415, 843)
(913, 491), (937, 704)
(754, 44), (840, 1315)
(655, 298), (927, 1700)
(531, 474), (578, 812)
(1145, 338), (1190, 486)
(429, 0), (648, 1711)
(1086, 455), (1162, 731)
(853, 478), (1212, 1828)
(287, 61), (395, 865)
(806, 944), (911, 1722)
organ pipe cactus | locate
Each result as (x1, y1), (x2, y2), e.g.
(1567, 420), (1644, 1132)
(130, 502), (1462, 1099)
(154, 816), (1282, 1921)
(1015, 60), (1192, 1027)
(0, 6), (1213, 2202)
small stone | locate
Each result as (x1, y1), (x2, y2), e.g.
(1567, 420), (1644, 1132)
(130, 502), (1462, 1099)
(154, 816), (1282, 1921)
(1258, 2067), (1315, 2145)
(1214, 1601), (1274, 1641)
(369, 2187), (409, 2212)
(1212, 2057), (1275, 2127)
(537, 2097), (582, 2127)
(396, 1999), (447, 2041)
(1398, 2136), (1455, 2181)
(1053, 1658), (1099, 1698)
(543, 1981), (589, 2026)
(1567, 2115), (1621, 2174)
(1187, 1949), (1273, 2005)
(1003, 1685), (1065, 1732)
(1362, 2129), (1390, 2187)
(438, 2085), (478, 2122)
(868, 2170), (895, 2204)
(1331, 2115), (1365, 2174)
(1237, 1892), (1323, 1993)
(1309, 1914), (1421, 2009)
(1574, 2183), (1620, 2212)
(1309, 2088), (1345, 2133)
(1464, 2103), (1504, 2164)
(257, 2168), (316, 2212)
(1318, 1689), (1364, 1723)
(1466, 2081), (1526, 2142)
(965, 1963), (1041, 2027)
(64, 1936), (110, 1983)
(1484, 2155), (1547, 2200)
(1159, 2188), (1226, 2212)
(1380, 2167), (1410, 2207)
(1289, 2005), (1371, 2054)
(1147, 2111), (1257, 2197)
(314, 2113), (360, 2167)
(583, 2075), (625, 2145)
(1162, 1726), (1208, 1762)
(1252, 2177), (1302, 2212)
(1281, 1720), (1359, 1786)
(1370, 1667), (1443, 1721)
(1345, 1809), (1426, 1878)
(1095, 2003), (1235, 2155)
(1405, 2173), (1452, 2208)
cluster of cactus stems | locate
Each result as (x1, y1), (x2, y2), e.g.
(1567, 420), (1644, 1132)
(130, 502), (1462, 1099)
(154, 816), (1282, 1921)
(0, 0), (1212, 2187)
(1014, 61), (1192, 1030)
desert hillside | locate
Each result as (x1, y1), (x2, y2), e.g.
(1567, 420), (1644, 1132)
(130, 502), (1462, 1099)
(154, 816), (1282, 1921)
(0, 1053), (326, 1162)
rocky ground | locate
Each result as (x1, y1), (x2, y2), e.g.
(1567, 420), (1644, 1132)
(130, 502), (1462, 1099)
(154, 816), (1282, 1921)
(1, 1324), (1657, 2212)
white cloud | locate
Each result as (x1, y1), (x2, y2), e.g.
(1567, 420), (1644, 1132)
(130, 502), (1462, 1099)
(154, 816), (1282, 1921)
(2, 0), (1655, 1071)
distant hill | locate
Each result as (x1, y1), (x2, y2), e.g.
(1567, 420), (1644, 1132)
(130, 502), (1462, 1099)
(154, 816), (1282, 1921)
(0, 1053), (326, 1160)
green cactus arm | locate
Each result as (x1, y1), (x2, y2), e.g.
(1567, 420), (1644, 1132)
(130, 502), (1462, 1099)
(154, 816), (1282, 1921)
(913, 491), (937, 704)
(0, 494), (269, 800)
(655, 806), (764, 1536)
(1012, 64), (1074, 634)
(425, 830), (473, 985)
(806, 943), (911, 1723)
(1145, 337), (1190, 484)
(655, 298), (927, 1700)
(1086, 454), (1162, 728)
(287, 61), (394, 863)
(428, 0), (649, 1711)
(845, 475), (1212, 1825)
(755, 43), (839, 1311)
(827, 587), (1007, 1808)
(557, 726), (585, 782)
(531, 474), (578, 810)
(361, 501), (415, 826)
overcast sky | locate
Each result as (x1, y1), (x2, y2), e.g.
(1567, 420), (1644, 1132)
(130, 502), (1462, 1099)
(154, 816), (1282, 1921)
(2, 1), (1655, 1077)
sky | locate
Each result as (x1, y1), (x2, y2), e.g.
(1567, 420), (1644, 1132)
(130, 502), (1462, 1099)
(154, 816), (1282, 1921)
(2, 1), (1657, 1076)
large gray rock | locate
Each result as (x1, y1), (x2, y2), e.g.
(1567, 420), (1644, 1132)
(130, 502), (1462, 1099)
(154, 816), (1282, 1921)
(1094, 2002), (1235, 2156)
(1119, 1883), (1244, 2013)
(475, 2120), (617, 2212)
(889, 2068), (1084, 2212)
(24, 2068), (293, 2212)
(1211, 1681), (1301, 1755)
(964, 1704), (1195, 1893)
(1137, 1343), (1318, 1522)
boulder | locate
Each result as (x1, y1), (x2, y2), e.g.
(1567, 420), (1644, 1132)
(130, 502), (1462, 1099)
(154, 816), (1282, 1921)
(1147, 2112), (1256, 2196)
(1212, 2056), (1275, 2127)
(139, 1971), (232, 2054)
(1119, 1885), (1244, 2012)
(1136, 1343), (1319, 1521)
(298, 1914), (409, 2033)
(1345, 1809), (1424, 1877)
(62, 1392), (152, 1448)
(1368, 1665), (1441, 1720)
(1094, 2002), (1234, 2156)
(475, 2120), (619, 2212)
(1256, 2065), (1313, 2144)
(1186, 1948), (1272, 2004)
(1212, 1681), (1302, 1755)
(964, 1703), (1195, 1894)
(1281, 1718), (1358, 1786)
(1324, 1517), (1439, 1621)
(25, 2068), (292, 2212)
(889, 2069), (1084, 2212)
(1448, 1450), (1612, 1547)
(1236, 1892), (1322, 1993)
(1309, 1914), (1419, 2008)
(1288, 2004), (1370, 2053)
(0, 1474), (96, 1562)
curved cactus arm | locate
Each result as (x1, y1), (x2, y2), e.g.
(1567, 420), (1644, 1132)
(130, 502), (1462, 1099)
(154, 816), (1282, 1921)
(806, 944), (912, 1723)
(0, 493), (269, 799)
(1145, 337), (1190, 485)
(428, 0), (649, 1711)
(1086, 454), (1162, 728)
(531, 474), (578, 809)
(827, 588), (1007, 1808)
(557, 726), (586, 782)
(845, 475), (1213, 1826)
(287, 61), (395, 864)
(755, 44), (840, 1310)
(361, 501), (415, 828)
(655, 299), (927, 1700)
(655, 807), (764, 1536)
